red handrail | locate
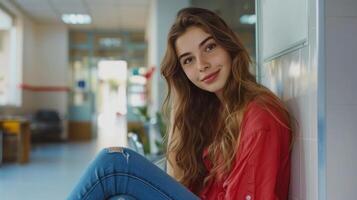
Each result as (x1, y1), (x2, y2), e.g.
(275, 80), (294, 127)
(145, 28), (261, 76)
(19, 83), (70, 92)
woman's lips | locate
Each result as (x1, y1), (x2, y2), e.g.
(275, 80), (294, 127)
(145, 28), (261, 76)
(201, 69), (220, 84)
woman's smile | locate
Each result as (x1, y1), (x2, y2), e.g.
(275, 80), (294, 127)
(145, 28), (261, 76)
(201, 69), (221, 84)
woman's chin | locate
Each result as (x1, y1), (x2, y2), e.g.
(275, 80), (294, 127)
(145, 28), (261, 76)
(200, 86), (224, 95)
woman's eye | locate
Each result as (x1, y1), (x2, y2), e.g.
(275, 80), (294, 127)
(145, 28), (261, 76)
(183, 57), (193, 65)
(205, 43), (217, 52)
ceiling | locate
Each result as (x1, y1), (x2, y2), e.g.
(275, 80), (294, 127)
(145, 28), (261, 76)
(192, 0), (255, 31)
(12, 0), (150, 31)
(10, 0), (255, 31)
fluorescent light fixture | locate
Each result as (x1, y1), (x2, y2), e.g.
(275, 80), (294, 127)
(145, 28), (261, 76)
(61, 14), (92, 25)
(240, 14), (256, 25)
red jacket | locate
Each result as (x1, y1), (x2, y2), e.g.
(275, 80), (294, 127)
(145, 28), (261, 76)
(198, 101), (292, 200)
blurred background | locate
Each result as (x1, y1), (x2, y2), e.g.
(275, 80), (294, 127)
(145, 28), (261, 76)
(0, 0), (356, 200)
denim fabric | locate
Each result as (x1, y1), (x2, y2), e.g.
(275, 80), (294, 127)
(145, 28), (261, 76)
(67, 147), (200, 200)
(107, 194), (136, 200)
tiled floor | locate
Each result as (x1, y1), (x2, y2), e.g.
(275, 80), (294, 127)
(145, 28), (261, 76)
(0, 116), (128, 200)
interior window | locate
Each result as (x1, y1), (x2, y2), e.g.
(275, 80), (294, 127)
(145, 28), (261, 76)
(0, 7), (21, 106)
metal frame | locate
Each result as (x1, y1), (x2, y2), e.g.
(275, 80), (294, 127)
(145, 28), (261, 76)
(317, 0), (326, 199)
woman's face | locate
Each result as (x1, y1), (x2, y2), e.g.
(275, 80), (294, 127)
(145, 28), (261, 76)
(175, 26), (232, 98)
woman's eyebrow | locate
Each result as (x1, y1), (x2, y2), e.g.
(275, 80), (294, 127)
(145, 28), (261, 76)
(198, 36), (213, 48)
(178, 52), (190, 61)
(178, 36), (214, 61)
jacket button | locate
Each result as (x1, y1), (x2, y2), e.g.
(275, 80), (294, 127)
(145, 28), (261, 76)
(245, 194), (252, 200)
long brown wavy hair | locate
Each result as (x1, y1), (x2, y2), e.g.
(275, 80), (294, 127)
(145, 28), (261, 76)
(161, 7), (293, 194)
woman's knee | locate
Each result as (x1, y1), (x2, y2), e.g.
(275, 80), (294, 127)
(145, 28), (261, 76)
(107, 194), (136, 200)
(94, 147), (141, 167)
(90, 147), (129, 169)
(101, 147), (130, 157)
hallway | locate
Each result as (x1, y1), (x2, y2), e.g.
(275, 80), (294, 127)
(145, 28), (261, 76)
(1, 0), (357, 199)
(0, 116), (127, 200)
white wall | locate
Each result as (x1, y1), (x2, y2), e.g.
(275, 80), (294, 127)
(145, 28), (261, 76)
(325, 0), (357, 199)
(28, 24), (69, 116)
(147, 0), (190, 114)
(0, 0), (69, 139)
(147, 0), (190, 153)
(23, 23), (69, 139)
(257, 0), (319, 199)
(21, 14), (37, 114)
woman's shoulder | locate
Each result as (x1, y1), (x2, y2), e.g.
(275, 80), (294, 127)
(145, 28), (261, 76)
(241, 98), (290, 133)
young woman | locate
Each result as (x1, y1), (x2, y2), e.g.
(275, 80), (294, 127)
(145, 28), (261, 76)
(68, 7), (293, 200)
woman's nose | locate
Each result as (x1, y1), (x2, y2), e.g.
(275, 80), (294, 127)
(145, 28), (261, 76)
(197, 56), (210, 72)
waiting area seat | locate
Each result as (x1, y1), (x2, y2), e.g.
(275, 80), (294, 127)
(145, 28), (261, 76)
(30, 109), (63, 142)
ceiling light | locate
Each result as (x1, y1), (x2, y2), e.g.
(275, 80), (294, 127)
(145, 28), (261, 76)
(61, 14), (92, 25)
(240, 14), (256, 25)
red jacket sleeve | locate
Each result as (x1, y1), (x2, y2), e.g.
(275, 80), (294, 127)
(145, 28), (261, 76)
(223, 108), (291, 200)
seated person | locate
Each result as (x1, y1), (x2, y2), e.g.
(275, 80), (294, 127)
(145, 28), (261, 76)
(67, 7), (293, 200)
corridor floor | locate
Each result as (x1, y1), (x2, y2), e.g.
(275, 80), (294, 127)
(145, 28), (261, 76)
(0, 116), (128, 200)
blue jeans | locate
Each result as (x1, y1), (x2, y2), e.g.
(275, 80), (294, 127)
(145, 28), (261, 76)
(67, 147), (200, 200)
